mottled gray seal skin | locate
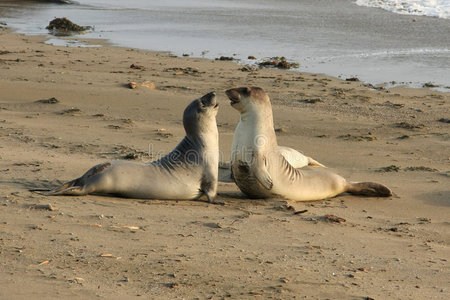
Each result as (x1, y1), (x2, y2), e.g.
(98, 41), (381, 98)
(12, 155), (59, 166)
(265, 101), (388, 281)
(227, 87), (391, 201)
(45, 92), (219, 202)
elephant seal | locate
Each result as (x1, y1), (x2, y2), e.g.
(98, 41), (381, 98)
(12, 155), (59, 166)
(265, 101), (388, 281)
(44, 92), (219, 202)
(226, 87), (391, 201)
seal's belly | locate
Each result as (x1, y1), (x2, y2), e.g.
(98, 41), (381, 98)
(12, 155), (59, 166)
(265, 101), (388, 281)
(96, 161), (202, 200)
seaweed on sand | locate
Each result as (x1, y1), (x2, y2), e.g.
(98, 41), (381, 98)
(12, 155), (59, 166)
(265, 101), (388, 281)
(46, 17), (92, 35)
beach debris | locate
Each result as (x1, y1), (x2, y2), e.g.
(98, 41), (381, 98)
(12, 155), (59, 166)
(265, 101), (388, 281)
(338, 134), (376, 141)
(68, 277), (84, 284)
(156, 131), (173, 138)
(283, 201), (308, 215)
(346, 77), (360, 82)
(248, 55), (257, 60)
(382, 101), (404, 109)
(404, 166), (438, 172)
(35, 97), (60, 104)
(182, 53), (190, 57)
(46, 18), (92, 35)
(394, 122), (425, 130)
(325, 214), (346, 223)
(423, 82), (439, 88)
(141, 81), (156, 90)
(204, 222), (222, 229)
(258, 57), (299, 69)
(99, 253), (121, 259)
(377, 165), (401, 172)
(156, 128), (173, 138)
(417, 217), (431, 224)
(28, 203), (55, 211)
(122, 119), (134, 125)
(59, 107), (81, 115)
(396, 135), (410, 140)
(130, 63), (145, 70)
(364, 83), (385, 91)
(111, 225), (141, 231)
(38, 260), (51, 266)
(438, 118), (450, 123)
(167, 283), (179, 288)
(125, 81), (156, 90)
(298, 98), (323, 104)
(240, 65), (257, 72)
(164, 67), (202, 76)
(159, 85), (192, 91)
(108, 125), (121, 130)
(215, 56), (234, 61)
(110, 145), (149, 159)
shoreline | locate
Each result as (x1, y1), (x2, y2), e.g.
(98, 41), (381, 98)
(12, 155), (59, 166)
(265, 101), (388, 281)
(1, 29), (449, 299)
(2, 0), (450, 91)
(7, 23), (450, 93)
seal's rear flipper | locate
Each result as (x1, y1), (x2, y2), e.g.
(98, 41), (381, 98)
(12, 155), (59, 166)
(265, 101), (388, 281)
(31, 179), (87, 196)
(347, 182), (392, 197)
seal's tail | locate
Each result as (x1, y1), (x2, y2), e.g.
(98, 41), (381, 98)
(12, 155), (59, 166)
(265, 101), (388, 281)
(31, 178), (87, 196)
(346, 182), (392, 197)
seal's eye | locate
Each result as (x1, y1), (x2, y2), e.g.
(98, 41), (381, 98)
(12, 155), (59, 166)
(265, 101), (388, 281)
(242, 87), (251, 96)
(197, 104), (206, 113)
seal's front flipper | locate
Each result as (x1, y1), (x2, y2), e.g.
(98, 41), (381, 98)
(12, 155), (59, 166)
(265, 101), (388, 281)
(252, 154), (273, 190)
(307, 156), (326, 168)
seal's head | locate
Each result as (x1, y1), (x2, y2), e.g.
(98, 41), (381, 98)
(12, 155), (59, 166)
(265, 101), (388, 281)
(183, 91), (218, 137)
(225, 87), (270, 113)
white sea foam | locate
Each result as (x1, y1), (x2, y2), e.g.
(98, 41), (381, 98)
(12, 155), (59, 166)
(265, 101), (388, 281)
(355, 0), (450, 19)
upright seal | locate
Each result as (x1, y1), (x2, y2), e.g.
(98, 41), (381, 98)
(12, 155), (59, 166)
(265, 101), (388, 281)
(44, 92), (219, 202)
(226, 87), (391, 201)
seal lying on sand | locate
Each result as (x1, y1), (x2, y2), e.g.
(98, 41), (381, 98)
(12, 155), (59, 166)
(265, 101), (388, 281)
(44, 92), (219, 202)
(226, 87), (391, 201)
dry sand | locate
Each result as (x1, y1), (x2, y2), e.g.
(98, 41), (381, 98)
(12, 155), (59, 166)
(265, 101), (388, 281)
(0, 28), (449, 299)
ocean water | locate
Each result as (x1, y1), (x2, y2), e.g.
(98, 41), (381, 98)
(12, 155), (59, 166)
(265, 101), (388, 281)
(356, 0), (450, 19)
(1, 0), (449, 90)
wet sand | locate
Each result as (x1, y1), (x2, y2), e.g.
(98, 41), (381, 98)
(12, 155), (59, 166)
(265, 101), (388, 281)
(0, 29), (449, 299)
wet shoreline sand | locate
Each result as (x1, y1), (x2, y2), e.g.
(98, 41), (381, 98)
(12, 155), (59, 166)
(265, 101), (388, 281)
(0, 29), (449, 299)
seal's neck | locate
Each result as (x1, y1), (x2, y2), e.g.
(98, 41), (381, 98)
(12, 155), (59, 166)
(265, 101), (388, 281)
(240, 106), (276, 138)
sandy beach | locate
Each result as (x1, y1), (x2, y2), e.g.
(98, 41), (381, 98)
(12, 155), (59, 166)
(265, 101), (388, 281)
(0, 28), (449, 299)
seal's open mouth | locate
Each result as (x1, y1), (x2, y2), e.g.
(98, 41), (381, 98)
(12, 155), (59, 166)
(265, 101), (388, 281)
(225, 89), (240, 105)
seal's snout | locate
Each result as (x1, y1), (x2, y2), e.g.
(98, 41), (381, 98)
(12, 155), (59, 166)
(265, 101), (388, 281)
(225, 88), (241, 105)
(200, 91), (217, 107)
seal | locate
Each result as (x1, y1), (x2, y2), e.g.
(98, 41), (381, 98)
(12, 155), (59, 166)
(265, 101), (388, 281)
(226, 87), (391, 201)
(44, 92), (219, 202)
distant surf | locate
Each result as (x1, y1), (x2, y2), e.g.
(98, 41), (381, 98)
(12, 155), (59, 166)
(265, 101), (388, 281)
(355, 0), (450, 19)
